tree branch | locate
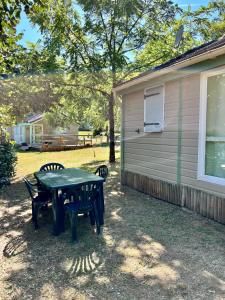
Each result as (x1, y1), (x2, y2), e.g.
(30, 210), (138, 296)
(116, 13), (144, 54)
(117, 54), (167, 84)
(56, 82), (110, 97)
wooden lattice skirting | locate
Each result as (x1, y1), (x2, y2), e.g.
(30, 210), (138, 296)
(121, 170), (225, 224)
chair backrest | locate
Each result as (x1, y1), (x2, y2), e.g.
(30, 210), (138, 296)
(66, 181), (100, 208)
(40, 163), (65, 172)
(95, 165), (108, 180)
(23, 177), (36, 200)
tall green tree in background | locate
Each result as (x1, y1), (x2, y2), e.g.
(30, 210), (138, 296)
(0, 0), (46, 74)
(0, 41), (65, 118)
(1, 0), (225, 163)
(31, 0), (180, 162)
(138, 0), (225, 70)
(187, 0), (225, 41)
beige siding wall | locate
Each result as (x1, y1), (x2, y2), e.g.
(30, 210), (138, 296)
(122, 73), (225, 198)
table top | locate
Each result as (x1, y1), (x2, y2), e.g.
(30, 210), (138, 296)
(34, 168), (104, 190)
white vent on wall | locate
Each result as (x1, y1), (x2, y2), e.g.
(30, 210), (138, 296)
(144, 85), (164, 133)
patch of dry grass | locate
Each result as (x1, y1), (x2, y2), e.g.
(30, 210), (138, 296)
(1, 156), (225, 299)
(16, 146), (119, 178)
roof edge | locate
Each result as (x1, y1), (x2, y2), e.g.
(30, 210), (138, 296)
(114, 45), (225, 95)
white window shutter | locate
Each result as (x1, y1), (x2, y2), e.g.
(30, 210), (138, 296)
(144, 86), (164, 132)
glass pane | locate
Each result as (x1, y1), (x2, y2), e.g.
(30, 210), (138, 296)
(34, 125), (43, 135)
(205, 142), (225, 178)
(205, 73), (225, 178)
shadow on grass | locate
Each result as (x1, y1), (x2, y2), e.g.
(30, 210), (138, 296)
(1, 161), (225, 299)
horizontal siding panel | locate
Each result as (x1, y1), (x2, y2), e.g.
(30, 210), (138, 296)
(124, 114), (142, 120)
(125, 143), (198, 154)
(125, 154), (176, 170)
(166, 115), (199, 125)
(125, 143), (178, 152)
(125, 108), (143, 114)
(125, 131), (178, 139)
(166, 107), (199, 117)
(125, 163), (177, 183)
(182, 139), (198, 147)
(124, 148), (197, 164)
(181, 123), (199, 131)
(165, 100), (198, 110)
(125, 137), (197, 147)
(125, 158), (177, 174)
(124, 120), (143, 125)
(182, 131), (198, 139)
(181, 169), (197, 178)
(181, 153), (198, 163)
(125, 137), (178, 146)
(124, 148), (177, 160)
(182, 161), (197, 171)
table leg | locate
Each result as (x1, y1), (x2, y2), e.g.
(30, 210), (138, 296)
(99, 183), (104, 226)
(52, 189), (61, 236)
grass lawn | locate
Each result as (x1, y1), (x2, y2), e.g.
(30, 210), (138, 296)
(16, 145), (120, 178)
(78, 131), (93, 136)
(1, 147), (225, 299)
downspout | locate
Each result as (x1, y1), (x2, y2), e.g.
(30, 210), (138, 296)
(177, 78), (183, 185)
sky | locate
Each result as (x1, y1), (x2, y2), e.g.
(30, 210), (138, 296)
(17, 0), (210, 46)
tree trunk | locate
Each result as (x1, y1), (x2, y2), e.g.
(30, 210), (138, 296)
(109, 92), (115, 163)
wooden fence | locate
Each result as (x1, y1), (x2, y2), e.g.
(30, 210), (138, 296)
(31, 134), (109, 151)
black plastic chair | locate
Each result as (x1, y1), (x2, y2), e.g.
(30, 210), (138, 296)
(64, 182), (101, 241)
(95, 165), (108, 180)
(40, 163), (65, 172)
(24, 177), (50, 229)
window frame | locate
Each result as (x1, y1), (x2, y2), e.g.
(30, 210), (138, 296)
(144, 84), (165, 133)
(198, 66), (225, 186)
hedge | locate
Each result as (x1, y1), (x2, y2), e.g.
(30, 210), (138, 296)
(0, 142), (17, 188)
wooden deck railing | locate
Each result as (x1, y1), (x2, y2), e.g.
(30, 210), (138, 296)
(31, 134), (109, 151)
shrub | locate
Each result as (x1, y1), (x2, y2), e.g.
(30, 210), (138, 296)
(0, 142), (17, 188)
(93, 128), (102, 137)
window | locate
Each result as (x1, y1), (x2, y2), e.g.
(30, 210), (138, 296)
(198, 68), (225, 185)
(31, 124), (43, 144)
(144, 85), (164, 133)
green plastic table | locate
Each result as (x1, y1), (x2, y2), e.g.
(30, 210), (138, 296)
(34, 168), (105, 235)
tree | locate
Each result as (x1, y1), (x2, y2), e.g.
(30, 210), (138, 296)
(0, 104), (17, 187)
(31, 0), (180, 162)
(0, 41), (66, 119)
(0, 0), (45, 74)
(137, 0), (225, 73)
(0, 104), (15, 141)
(186, 0), (225, 42)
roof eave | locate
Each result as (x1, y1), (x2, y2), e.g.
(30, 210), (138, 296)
(114, 46), (225, 95)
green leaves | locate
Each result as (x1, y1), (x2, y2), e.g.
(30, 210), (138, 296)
(30, 0), (180, 75)
(0, 142), (17, 188)
(0, 0), (47, 73)
(0, 104), (15, 129)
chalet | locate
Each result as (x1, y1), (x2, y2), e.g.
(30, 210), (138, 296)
(114, 36), (225, 224)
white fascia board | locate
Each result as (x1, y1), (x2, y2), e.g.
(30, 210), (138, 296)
(114, 46), (225, 95)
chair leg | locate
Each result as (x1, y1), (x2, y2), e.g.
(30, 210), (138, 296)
(70, 212), (78, 241)
(89, 211), (95, 226)
(41, 203), (48, 211)
(32, 201), (35, 221)
(33, 203), (39, 230)
(93, 203), (101, 235)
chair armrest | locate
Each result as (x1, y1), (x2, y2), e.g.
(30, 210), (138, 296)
(23, 177), (43, 194)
